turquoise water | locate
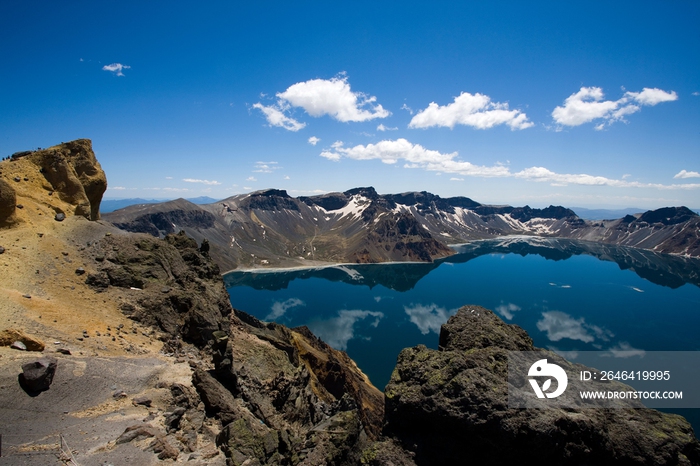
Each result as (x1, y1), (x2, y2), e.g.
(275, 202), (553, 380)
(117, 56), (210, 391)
(225, 239), (700, 392)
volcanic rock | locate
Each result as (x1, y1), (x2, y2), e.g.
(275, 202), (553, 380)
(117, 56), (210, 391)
(383, 305), (700, 465)
(116, 424), (160, 444)
(19, 357), (57, 393)
(84, 230), (232, 346)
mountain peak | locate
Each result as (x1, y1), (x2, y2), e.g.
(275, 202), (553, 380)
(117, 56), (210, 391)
(637, 206), (698, 225)
(344, 186), (379, 199)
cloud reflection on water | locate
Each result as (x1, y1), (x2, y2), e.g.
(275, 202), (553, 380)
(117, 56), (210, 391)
(404, 303), (458, 335)
(265, 298), (305, 321)
(308, 310), (384, 351)
(537, 310), (613, 343)
(495, 302), (522, 321)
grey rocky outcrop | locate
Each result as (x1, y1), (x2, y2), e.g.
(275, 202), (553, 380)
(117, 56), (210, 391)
(383, 305), (700, 466)
(84, 230), (232, 346)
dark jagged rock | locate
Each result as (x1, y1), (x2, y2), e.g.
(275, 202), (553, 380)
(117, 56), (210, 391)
(110, 203), (217, 237)
(637, 206), (698, 226)
(385, 191), (481, 215)
(85, 230), (232, 346)
(384, 305), (700, 466)
(192, 368), (239, 426)
(116, 424), (160, 444)
(19, 357), (57, 393)
(246, 189), (299, 211)
(150, 436), (179, 460)
(300, 192), (349, 211)
(188, 308), (386, 465)
(344, 186), (380, 200)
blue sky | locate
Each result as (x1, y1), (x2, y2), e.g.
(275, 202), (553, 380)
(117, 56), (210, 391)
(1, 1), (699, 209)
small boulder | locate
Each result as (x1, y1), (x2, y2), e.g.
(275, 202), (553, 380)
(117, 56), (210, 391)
(165, 407), (186, 431)
(10, 341), (27, 351)
(132, 396), (152, 407)
(19, 357), (57, 393)
(150, 437), (179, 460)
(54, 213), (66, 222)
(75, 267), (85, 275)
(116, 424), (159, 444)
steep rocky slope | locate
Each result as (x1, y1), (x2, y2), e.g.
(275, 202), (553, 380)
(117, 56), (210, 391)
(0, 140), (386, 464)
(104, 187), (700, 271)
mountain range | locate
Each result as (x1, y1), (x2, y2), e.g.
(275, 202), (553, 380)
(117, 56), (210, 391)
(103, 187), (700, 272)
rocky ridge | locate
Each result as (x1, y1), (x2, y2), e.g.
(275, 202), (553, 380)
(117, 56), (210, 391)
(104, 187), (700, 271)
(2, 140), (698, 465)
(384, 306), (700, 465)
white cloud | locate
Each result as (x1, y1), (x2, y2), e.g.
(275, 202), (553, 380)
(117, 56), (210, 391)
(308, 310), (384, 350)
(308, 136), (321, 145)
(265, 298), (305, 321)
(246, 176), (257, 182)
(108, 186), (127, 190)
(692, 92), (700, 97)
(449, 177), (464, 181)
(253, 161), (280, 173)
(495, 302), (521, 321)
(319, 138), (700, 191)
(182, 178), (221, 185)
(536, 311), (612, 343)
(377, 124), (398, 131)
(409, 92), (533, 130)
(283, 175), (290, 180)
(165, 176), (173, 180)
(320, 138), (510, 176)
(404, 303), (457, 335)
(513, 166), (700, 189)
(401, 104), (414, 115)
(552, 86), (677, 128)
(102, 63), (130, 76)
(627, 88), (678, 106)
(674, 170), (700, 179)
(277, 76), (390, 122)
(252, 103), (306, 131)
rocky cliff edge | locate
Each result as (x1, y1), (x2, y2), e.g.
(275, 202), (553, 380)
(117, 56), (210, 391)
(384, 306), (700, 465)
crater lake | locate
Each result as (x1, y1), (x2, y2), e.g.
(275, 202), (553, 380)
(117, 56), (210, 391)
(225, 237), (700, 391)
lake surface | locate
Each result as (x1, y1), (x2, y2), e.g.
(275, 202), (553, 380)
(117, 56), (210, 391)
(225, 237), (700, 393)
